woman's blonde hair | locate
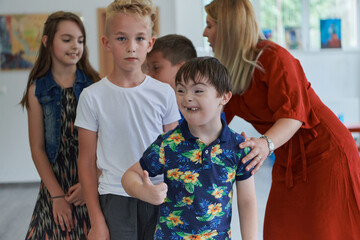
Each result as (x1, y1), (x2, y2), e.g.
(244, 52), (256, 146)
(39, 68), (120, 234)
(205, 0), (264, 95)
(105, 0), (156, 36)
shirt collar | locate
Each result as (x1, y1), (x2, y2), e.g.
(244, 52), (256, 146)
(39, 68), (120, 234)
(179, 118), (232, 144)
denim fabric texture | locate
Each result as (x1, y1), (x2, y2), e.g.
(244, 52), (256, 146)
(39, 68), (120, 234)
(35, 69), (93, 163)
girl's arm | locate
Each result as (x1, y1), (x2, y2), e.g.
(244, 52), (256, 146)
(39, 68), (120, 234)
(27, 84), (74, 232)
(163, 121), (178, 132)
(78, 128), (110, 240)
(236, 177), (258, 240)
(240, 118), (302, 174)
(122, 162), (168, 205)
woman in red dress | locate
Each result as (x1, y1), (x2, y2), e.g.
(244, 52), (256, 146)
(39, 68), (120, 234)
(203, 0), (360, 239)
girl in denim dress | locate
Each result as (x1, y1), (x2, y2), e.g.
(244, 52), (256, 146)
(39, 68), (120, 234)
(20, 11), (100, 240)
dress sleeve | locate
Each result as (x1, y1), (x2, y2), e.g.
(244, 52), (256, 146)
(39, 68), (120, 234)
(262, 46), (320, 129)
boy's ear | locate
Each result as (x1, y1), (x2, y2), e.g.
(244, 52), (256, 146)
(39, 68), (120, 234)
(221, 91), (232, 106)
(174, 61), (185, 72)
(41, 35), (48, 47)
(102, 35), (111, 52)
(147, 36), (156, 53)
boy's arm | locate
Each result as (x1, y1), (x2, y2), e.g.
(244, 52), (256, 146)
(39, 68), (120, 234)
(236, 177), (258, 240)
(78, 127), (109, 240)
(163, 121), (178, 132)
(122, 162), (167, 205)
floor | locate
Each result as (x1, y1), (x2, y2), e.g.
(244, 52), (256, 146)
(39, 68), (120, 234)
(0, 160), (272, 240)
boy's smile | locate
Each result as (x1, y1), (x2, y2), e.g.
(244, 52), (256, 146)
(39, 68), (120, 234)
(176, 78), (229, 130)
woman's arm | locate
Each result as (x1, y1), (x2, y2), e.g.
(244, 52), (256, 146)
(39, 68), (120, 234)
(241, 118), (303, 174)
(236, 177), (258, 240)
(27, 84), (74, 231)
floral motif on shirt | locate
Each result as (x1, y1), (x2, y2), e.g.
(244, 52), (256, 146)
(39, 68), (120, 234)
(160, 211), (184, 229)
(182, 149), (202, 164)
(210, 144), (225, 166)
(176, 229), (219, 239)
(162, 129), (185, 151)
(207, 184), (227, 199)
(167, 168), (183, 181)
(196, 203), (224, 221)
(181, 171), (202, 193)
(225, 167), (236, 183)
(167, 169), (202, 193)
(174, 195), (195, 207)
(159, 147), (165, 165)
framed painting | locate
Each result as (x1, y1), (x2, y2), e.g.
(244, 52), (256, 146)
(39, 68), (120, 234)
(320, 18), (341, 49)
(0, 14), (48, 71)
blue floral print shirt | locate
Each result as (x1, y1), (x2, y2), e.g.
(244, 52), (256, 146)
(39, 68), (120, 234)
(140, 119), (253, 240)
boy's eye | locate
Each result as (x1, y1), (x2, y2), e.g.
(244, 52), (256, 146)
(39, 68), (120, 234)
(176, 89), (184, 94)
(195, 90), (204, 94)
(117, 37), (126, 41)
(136, 37), (145, 41)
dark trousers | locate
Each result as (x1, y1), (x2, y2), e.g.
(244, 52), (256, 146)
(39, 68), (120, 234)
(99, 194), (159, 240)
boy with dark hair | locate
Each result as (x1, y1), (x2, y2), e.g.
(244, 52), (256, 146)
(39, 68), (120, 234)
(146, 34), (197, 90)
(122, 57), (258, 240)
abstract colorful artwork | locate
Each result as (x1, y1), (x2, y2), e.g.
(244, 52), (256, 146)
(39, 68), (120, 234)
(0, 14), (48, 70)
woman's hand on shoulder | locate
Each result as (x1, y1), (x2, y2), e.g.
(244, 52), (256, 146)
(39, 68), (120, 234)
(239, 133), (269, 175)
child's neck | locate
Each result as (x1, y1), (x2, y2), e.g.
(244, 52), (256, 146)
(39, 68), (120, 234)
(188, 119), (223, 146)
(107, 68), (145, 88)
(51, 65), (77, 88)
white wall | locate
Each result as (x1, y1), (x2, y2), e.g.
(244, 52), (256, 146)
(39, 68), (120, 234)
(1, 0), (360, 183)
(0, 0), (176, 183)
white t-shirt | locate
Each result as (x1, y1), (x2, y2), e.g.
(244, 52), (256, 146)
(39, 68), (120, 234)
(75, 76), (180, 196)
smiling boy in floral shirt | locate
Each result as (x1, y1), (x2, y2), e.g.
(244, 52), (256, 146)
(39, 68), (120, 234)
(122, 57), (258, 240)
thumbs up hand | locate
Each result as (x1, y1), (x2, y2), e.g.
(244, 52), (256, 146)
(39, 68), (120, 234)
(141, 170), (168, 205)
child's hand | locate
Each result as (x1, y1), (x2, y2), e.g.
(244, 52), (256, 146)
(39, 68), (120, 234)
(141, 170), (168, 205)
(65, 183), (86, 206)
(88, 219), (110, 240)
(52, 197), (74, 232)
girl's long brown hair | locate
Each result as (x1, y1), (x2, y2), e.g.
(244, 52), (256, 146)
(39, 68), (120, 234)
(20, 11), (100, 108)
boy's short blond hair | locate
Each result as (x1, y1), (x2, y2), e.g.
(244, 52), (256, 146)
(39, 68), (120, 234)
(105, 0), (156, 35)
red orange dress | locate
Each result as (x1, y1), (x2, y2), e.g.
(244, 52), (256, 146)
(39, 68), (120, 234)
(225, 40), (360, 240)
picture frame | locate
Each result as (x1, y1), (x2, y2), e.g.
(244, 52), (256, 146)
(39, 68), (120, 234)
(0, 14), (48, 71)
(320, 18), (341, 49)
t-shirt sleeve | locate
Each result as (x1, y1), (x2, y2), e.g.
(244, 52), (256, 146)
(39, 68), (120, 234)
(262, 46), (320, 129)
(74, 89), (98, 132)
(139, 134), (166, 177)
(162, 87), (181, 125)
(236, 147), (253, 181)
